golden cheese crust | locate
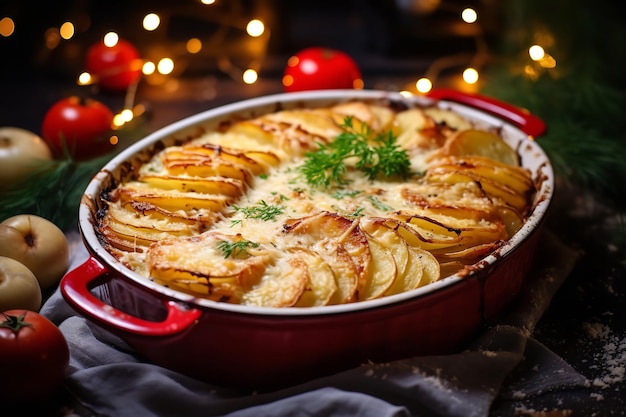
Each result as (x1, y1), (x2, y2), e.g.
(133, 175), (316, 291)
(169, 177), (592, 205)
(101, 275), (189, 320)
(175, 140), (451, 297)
(97, 101), (534, 307)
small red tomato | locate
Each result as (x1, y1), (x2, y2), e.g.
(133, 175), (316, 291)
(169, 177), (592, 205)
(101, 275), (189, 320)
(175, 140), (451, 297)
(283, 47), (363, 92)
(86, 38), (142, 91)
(41, 96), (114, 160)
(0, 310), (70, 402)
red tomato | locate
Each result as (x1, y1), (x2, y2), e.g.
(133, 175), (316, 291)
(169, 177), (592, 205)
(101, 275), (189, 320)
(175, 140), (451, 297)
(41, 96), (114, 160)
(86, 38), (142, 91)
(283, 47), (363, 92)
(0, 310), (69, 402)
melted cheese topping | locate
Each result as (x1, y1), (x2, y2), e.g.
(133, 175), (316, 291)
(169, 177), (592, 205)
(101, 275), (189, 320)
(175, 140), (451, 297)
(99, 102), (534, 307)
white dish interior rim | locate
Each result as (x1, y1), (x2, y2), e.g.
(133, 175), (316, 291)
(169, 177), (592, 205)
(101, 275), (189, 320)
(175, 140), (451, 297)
(78, 89), (554, 317)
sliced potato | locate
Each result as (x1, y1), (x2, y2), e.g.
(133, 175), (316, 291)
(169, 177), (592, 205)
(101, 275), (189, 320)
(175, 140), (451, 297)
(385, 245), (423, 295)
(291, 247), (337, 307)
(139, 175), (246, 197)
(283, 212), (371, 304)
(413, 247), (441, 287)
(362, 237), (397, 300)
(360, 218), (409, 278)
(147, 231), (271, 302)
(435, 129), (519, 166)
(116, 182), (232, 212)
(242, 255), (308, 307)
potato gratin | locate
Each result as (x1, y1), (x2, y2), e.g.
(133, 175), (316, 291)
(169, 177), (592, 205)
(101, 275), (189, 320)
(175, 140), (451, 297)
(97, 100), (535, 307)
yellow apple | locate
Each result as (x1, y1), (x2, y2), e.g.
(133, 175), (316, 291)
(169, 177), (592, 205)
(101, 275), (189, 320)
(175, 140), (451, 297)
(0, 256), (42, 311)
(0, 127), (52, 190)
(0, 215), (69, 289)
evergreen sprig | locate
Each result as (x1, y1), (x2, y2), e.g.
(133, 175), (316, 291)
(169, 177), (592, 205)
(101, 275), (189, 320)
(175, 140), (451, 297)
(0, 153), (113, 230)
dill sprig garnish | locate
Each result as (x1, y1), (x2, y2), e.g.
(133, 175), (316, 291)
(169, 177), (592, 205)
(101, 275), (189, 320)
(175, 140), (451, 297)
(299, 116), (411, 188)
(216, 239), (260, 258)
(231, 200), (285, 222)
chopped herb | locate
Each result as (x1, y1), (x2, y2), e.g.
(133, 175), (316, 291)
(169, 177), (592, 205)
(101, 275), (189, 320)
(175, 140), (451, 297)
(232, 200), (285, 222)
(332, 190), (362, 199)
(349, 207), (366, 217)
(367, 195), (391, 211)
(217, 239), (259, 258)
(299, 116), (411, 188)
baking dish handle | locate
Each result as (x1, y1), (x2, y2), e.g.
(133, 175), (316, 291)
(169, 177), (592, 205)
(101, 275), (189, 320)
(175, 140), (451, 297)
(60, 256), (202, 337)
(427, 88), (547, 138)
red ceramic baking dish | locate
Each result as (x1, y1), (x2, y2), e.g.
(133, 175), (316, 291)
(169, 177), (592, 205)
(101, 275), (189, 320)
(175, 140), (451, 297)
(60, 89), (553, 390)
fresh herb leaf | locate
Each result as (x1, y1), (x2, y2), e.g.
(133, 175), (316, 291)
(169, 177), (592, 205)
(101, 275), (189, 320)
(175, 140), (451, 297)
(367, 195), (391, 211)
(216, 239), (259, 258)
(232, 200), (284, 222)
(299, 116), (410, 188)
(332, 190), (362, 199)
(349, 207), (366, 217)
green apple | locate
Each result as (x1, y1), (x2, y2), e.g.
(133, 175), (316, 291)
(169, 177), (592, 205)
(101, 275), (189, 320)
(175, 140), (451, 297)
(0, 256), (42, 311)
(0, 215), (69, 289)
(0, 127), (52, 189)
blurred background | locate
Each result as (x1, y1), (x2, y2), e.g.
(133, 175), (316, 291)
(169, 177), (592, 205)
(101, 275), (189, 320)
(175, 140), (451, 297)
(2, 2), (626, 414)
(4, 0), (621, 134)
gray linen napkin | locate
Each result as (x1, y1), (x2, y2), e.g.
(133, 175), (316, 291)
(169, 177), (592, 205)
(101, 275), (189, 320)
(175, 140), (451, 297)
(41, 230), (588, 417)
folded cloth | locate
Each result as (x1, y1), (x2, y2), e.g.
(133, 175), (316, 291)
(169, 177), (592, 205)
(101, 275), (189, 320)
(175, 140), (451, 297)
(41, 230), (588, 417)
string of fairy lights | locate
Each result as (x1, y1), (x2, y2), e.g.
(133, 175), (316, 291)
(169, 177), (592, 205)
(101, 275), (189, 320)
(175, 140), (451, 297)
(0, 1), (559, 127)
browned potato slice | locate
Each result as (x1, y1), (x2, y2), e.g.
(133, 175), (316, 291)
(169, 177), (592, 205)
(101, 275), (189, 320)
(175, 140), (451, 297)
(242, 150), (282, 168)
(430, 156), (533, 194)
(139, 175), (246, 197)
(362, 237), (397, 300)
(283, 212), (371, 304)
(262, 109), (343, 142)
(105, 202), (206, 235)
(117, 182), (232, 212)
(393, 108), (431, 149)
(164, 160), (253, 183)
(98, 224), (150, 252)
(290, 247), (337, 307)
(242, 255), (308, 307)
(104, 213), (193, 243)
(225, 121), (279, 148)
(360, 218), (409, 278)
(435, 129), (520, 166)
(179, 145), (267, 175)
(148, 232), (271, 303)
(426, 169), (529, 212)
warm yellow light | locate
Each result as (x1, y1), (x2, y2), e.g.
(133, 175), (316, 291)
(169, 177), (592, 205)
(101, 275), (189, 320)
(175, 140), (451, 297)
(143, 13), (160, 31)
(112, 113), (126, 127)
(186, 38), (202, 53)
(539, 54), (557, 68)
(416, 77), (432, 93)
(399, 91), (413, 98)
(0, 17), (15, 37)
(200, 0), (216, 4)
(246, 19), (265, 37)
(142, 61), (156, 75)
(157, 58), (174, 74)
(528, 45), (545, 61)
(109, 135), (119, 145)
(463, 67), (479, 84)
(103, 32), (119, 47)
(59, 22), (74, 39)
(243, 69), (258, 84)
(120, 109), (134, 122)
(461, 8), (477, 23)
(78, 72), (92, 85)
